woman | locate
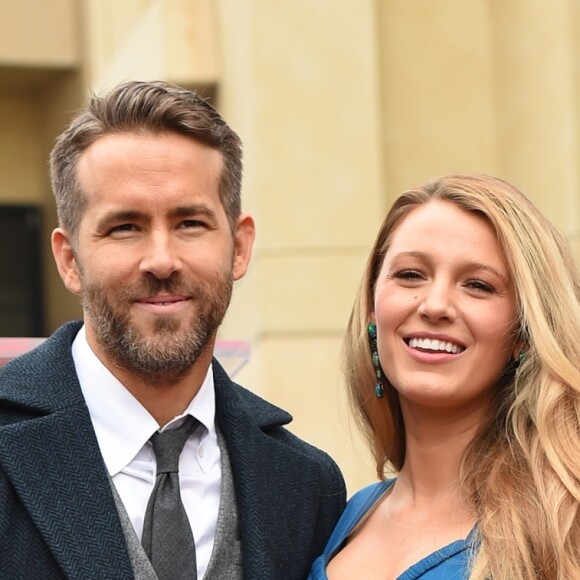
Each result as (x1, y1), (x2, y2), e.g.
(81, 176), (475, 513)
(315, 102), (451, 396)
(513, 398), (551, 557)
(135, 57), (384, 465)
(309, 174), (580, 579)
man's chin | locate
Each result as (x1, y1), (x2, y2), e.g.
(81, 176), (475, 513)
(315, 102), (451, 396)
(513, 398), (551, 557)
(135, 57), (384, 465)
(131, 313), (186, 335)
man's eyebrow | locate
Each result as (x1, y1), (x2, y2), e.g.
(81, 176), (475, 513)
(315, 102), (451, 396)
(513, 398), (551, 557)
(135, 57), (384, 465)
(171, 205), (219, 223)
(95, 210), (144, 228)
(96, 205), (219, 227)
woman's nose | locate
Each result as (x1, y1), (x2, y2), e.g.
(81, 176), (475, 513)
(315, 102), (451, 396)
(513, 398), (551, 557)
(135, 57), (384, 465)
(416, 281), (457, 322)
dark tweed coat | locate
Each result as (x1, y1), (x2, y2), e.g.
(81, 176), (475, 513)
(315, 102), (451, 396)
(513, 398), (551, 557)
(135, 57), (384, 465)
(0, 322), (346, 579)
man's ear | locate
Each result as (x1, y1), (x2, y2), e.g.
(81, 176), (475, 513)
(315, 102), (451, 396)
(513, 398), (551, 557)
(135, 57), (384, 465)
(51, 228), (82, 295)
(232, 213), (255, 281)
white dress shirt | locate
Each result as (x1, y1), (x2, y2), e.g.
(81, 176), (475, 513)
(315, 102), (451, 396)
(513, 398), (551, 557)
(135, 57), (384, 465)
(72, 325), (221, 579)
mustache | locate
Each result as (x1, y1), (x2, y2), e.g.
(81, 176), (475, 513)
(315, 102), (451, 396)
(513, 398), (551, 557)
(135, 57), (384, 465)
(122, 274), (201, 301)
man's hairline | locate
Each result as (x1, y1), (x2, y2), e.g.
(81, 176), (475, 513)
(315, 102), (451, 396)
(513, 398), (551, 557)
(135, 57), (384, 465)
(61, 129), (238, 245)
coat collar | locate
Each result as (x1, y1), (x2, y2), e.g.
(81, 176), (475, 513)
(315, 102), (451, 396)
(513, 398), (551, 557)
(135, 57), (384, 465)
(213, 358), (292, 430)
(213, 361), (330, 579)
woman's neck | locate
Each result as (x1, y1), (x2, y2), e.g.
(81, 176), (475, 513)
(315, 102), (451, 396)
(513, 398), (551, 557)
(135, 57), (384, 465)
(395, 401), (485, 504)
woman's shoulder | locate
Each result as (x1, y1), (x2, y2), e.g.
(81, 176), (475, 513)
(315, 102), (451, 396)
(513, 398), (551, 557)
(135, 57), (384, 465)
(347, 479), (394, 512)
(307, 479), (395, 579)
(324, 479), (395, 553)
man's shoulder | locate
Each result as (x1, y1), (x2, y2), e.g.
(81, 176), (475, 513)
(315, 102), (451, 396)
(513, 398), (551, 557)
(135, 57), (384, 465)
(213, 362), (343, 483)
(0, 321), (83, 412)
(0, 321), (81, 376)
(212, 359), (291, 427)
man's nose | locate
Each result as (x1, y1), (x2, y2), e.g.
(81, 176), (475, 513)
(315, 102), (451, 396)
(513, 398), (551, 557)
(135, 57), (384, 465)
(139, 234), (183, 279)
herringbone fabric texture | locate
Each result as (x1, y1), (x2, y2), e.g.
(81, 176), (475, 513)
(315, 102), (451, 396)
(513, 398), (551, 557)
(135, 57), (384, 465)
(142, 416), (199, 580)
(0, 321), (347, 579)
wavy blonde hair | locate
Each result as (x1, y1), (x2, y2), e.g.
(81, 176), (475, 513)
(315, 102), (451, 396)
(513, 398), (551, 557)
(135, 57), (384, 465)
(344, 174), (580, 579)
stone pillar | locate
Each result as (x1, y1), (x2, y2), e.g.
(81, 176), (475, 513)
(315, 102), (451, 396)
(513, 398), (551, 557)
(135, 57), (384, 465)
(217, 0), (384, 490)
(491, 0), (580, 252)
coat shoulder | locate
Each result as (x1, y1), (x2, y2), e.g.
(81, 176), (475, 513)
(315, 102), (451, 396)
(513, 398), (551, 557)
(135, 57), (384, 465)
(214, 362), (345, 496)
(0, 322), (83, 417)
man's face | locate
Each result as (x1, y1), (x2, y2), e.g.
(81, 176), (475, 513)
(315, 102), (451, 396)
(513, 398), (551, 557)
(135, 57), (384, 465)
(52, 131), (254, 385)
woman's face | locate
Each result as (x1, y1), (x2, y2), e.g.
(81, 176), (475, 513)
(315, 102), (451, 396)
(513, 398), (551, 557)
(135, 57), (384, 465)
(373, 200), (517, 417)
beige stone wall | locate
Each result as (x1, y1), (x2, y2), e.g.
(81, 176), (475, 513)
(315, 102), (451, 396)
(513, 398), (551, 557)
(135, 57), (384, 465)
(216, 0), (383, 491)
(0, 0), (579, 491)
(0, 0), (77, 66)
(81, 0), (218, 89)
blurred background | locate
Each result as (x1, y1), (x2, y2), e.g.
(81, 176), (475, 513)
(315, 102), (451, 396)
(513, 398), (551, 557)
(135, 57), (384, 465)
(0, 0), (579, 492)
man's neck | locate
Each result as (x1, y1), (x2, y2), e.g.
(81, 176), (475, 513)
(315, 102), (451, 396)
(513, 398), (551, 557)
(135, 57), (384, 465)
(104, 349), (214, 426)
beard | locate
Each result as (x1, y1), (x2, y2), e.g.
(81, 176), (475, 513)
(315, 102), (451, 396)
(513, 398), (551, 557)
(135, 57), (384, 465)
(81, 271), (233, 386)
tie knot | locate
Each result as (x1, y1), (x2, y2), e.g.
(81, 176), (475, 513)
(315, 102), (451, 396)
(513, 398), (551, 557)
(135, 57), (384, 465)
(151, 416), (199, 474)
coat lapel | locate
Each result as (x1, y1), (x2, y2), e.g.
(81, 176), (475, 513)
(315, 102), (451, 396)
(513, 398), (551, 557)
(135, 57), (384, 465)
(0, 322), (133, 579)
(214, 361), (326, 579)
(0, 402), (133, 579)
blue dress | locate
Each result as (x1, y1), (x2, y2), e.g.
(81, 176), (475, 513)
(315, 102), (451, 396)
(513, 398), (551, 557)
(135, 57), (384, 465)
(308, 479), (476, 579)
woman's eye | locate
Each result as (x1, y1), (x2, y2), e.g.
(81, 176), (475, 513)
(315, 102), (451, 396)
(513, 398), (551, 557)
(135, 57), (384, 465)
(392, 270), (424, 283)
(465, 279), (495, 293)
(396, 270), (423, 280)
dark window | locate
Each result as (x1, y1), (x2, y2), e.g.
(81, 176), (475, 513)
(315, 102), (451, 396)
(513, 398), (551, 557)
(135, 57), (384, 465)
(0, 205), (44, 336)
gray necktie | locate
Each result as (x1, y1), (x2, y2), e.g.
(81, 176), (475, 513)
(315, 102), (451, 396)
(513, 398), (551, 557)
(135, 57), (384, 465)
(142, 416), (199, 580)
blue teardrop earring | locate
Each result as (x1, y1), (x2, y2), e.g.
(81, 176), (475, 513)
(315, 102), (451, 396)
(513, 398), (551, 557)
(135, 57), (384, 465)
(513, 349), (527, 370)
(367, 323), (384, 398)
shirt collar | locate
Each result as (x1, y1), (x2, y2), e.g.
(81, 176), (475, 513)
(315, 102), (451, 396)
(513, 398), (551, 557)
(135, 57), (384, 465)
(72, 325), (216, 476)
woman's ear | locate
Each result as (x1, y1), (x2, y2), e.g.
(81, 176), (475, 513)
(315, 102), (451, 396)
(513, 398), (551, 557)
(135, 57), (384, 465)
(51, 228), (82, 295)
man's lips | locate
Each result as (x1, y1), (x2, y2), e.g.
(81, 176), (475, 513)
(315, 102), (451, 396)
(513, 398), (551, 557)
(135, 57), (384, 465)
(135, 294), (191, 313)
(138, 294), (189, 305)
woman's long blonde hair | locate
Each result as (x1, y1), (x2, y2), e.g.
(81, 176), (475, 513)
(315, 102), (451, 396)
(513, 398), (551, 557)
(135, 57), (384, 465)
(344, 174), (580, 579)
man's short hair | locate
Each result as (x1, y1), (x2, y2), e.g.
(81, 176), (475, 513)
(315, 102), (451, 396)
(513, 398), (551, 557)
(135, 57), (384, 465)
(49, 80), (243, 240)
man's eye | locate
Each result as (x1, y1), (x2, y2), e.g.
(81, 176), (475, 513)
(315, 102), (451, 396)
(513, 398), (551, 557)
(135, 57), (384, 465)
(180, 220), (205, 229)
(110, 224), (136, 233)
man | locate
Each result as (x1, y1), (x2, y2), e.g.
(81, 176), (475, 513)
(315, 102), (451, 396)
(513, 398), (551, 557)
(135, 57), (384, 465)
(0, 80), (345, 579)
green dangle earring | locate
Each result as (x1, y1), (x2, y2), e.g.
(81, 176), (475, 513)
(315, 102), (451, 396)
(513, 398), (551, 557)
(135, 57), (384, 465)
(367, 323), (384, 398)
